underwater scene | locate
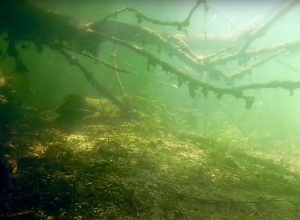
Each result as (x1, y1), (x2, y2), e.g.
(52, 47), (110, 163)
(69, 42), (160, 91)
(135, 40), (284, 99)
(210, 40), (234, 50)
(1, 0), (300, 219)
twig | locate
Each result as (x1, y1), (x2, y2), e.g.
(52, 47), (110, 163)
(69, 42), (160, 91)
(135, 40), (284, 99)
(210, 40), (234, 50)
(238, 164), (257, 178)
(62, 45), (131, 74)
(5, 133), (39, 137)
(0, 210), (35, 219)
(95, 33), (255, 107)
(161, 188), (286, 205)
(238, 0), (299, 54)
(100, 0), (206, 30)
(53, 45), (129, 111)
(209, 39), (300, 68)
(111, 52), (125, 94)
(227, 51), (284, 82)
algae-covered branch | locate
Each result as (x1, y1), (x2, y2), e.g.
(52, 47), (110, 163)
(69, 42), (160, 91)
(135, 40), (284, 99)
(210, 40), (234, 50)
(0, 0), (299, 110)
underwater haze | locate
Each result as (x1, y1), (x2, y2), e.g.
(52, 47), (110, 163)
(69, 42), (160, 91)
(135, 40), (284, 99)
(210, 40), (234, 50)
(25, 0), (300, 144)
(1, 0), (300, 219)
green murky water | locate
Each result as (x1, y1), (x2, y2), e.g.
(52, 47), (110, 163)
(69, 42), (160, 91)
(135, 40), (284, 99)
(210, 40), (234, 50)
(1, 0), (300, 219)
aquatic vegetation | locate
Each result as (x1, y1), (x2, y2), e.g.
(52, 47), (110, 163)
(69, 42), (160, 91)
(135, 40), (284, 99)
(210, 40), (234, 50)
(0, 95), (298, 219)
(0, 0), (300, 219)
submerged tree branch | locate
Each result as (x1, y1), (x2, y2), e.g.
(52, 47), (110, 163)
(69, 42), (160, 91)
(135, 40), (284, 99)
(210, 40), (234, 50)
(0, 0), (299, 110)
(53, 45), (129, 111)
(100, 0), (206, 30)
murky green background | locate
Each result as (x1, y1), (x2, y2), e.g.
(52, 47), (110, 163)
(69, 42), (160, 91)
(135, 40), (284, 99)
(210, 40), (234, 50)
(2, 0), (300, 146)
